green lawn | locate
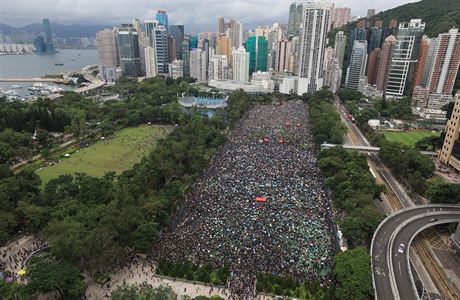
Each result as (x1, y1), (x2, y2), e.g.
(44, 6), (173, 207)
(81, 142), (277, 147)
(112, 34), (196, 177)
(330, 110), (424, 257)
(37, 125), (172, 186)
(382, 131), (439, 147)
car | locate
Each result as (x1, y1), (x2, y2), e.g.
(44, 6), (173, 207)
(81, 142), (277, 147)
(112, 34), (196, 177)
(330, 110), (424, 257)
(429, 217), (437, 222)
(398, 243), (405, 254)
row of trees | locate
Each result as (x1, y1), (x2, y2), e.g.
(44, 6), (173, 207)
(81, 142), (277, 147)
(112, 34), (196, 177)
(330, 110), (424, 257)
(156, 261), (229, 286)
(256, 273), (335, 299)
(305, 88), (347, 145)
(111, 284), (224, 300)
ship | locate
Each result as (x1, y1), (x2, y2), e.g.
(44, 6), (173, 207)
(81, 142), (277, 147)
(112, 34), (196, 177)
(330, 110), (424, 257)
(70, 57), (76, 61)
(54, 63), (64, 66)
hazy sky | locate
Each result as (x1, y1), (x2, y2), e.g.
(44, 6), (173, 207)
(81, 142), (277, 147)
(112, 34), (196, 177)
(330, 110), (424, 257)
(2, 0), (419, 32)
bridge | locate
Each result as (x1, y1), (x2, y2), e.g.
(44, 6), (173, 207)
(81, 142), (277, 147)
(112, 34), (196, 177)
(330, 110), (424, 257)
(320, 143), (437, 157)
(372, 205), (460, 300)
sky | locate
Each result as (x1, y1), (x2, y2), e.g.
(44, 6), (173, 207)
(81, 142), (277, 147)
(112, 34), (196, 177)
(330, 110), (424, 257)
(1, 0), (419, 33)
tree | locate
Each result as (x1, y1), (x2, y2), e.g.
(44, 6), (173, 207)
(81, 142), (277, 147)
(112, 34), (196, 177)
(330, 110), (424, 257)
(426, 180), (460, 204)
(111, 284), (177, 300)
(27, 254), (85, 299)
(334, 247), (373, 300)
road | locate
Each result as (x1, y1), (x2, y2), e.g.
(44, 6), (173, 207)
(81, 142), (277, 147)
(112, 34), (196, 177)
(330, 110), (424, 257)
(335, 100), (460, 299)
(373, 206), (460, 300)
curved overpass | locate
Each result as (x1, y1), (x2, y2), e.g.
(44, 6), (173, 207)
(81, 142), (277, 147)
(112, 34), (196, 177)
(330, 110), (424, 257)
(371, 205), (460, 300)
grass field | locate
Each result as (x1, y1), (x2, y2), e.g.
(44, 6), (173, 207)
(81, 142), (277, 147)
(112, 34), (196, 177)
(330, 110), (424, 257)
(37, 125), (172, 186)
(382, 131), (439, 147)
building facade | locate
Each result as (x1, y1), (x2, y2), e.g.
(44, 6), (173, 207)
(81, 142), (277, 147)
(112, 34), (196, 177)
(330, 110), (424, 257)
(297, 2), (333, 95)
(376, 35), (396, 92)
(333, 7), (351, 29)
(232, 47), (250, 83)
(117, 25), (141, 77)
(439, 93), (460, 172)
(144, 46), (158, 78)
(96, 28), (119, 83)
(190, 48), (207, 82)
(153, 25), (169, 75)
(170, 25), (185, 60)
(346, 40), (368, 90)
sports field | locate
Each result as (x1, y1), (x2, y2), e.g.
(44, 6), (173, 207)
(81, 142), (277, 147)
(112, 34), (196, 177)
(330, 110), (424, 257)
(37, 125), (172, 186)
(383, 131), (439, 147)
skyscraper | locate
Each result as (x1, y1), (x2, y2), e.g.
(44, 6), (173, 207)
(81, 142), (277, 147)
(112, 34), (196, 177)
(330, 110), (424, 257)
(232, 47), (250, 83)
(145, 47), (158, 78)
(297, 2), (333, 95)
(367, 48), (381, 85)
(411, 36), (430, 93)
(427, 28), (460, 95)
(218, 17), (225, 34)
(167, 36), (176, 63)
(386, 19), (425, 97)
(42, 18), (55, 54)
(287, 3), (304, 36)
(153, 25), (169, 75)
(256, 37), (268, 72)
(346, 40), (368, 90)
(367, 9), (376, 17)
(117, 25), (141, 77)
(189, 48), (207, 82)
(33, 36), (46, 55)
(155, 10), (168, 27)
(332, 7), (351, 29)
(145, 20), (159, 39)
(182, 37), (190, 77)
(368, 27), (383, 54)
(245, 36), (257, 74)
(334, 31), (347, 68)
(96, 28), (119, 83)
(439, 93), (460, 172)
(169, 25), (184, 60)
(376, 35), (396, 92)
(229, 20), (243, 48)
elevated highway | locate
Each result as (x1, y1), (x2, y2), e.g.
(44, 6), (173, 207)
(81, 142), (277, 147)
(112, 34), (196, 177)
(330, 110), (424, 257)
(372, 205), (460, 300)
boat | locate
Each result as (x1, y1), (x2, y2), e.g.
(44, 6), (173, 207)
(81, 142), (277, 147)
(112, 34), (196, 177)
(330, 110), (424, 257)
(54, 63), (64, 66)
(70, 58), (75, 61)
(77, 54), (81, 56)
(11, 84), (23, 89)
(4, 90), (19, 96)
(32, 83), (47, 88)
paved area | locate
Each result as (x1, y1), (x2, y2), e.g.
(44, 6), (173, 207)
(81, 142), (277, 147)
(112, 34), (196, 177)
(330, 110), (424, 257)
(85, 259), (230, 299)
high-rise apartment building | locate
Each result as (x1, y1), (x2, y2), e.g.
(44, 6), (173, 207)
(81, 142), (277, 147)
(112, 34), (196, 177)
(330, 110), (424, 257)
(256, 37), (268, 72)
(189, 48), (207, 82)
(96, 28), (119, 83)
(367, 9), (376, 17)
(232, 47), (250, 83)
(228, 20), (243, 48)
(346, 40), (368, 90)
(217, 35), (232, 63)
(411, 36), (430, 93)
(218, 17), (226, 34)
(428, 28), (460, 95)
(287, 3), (304, 36)
(297, 2), (333, 95)
(439, 93), (460, 172)
(144, 47), (158, 78)
(275, 40), (292, 73)
(334, 31), (347, 68)
(376, 35), (396, 92)
(169, 25), (184, 60)
(168, 60), (184, 79)
(42, 18), (55, 54)
(153, 25), (169, 75)
(155, 10), (168, 27)
(386, 19), (425, 97)
(333, 7), (351, 29)
(209, 55), (228, 80)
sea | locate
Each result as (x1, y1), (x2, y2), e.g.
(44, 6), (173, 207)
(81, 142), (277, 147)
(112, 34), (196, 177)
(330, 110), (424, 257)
(0, 49), (98, 97)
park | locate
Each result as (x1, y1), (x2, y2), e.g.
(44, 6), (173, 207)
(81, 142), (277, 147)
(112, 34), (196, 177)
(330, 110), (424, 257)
(382, 130), (439, 148)
(37, 125), (172, 185)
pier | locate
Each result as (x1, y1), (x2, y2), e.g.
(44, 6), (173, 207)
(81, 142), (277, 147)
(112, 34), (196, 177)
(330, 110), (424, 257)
(0, 78), (63, 83)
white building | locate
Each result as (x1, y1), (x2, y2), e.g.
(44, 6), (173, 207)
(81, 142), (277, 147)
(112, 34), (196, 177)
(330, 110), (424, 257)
(346, 40), (368, 90)
(326, 58), (342, 93)
(297, 2), (333, 95)
(228, 20), (243, 48)
(144, 47), (158, 78)
(232, 47), (250, 83)
(190, 48), (207, 83)
(251, 71), (275, 93)
(209, 55), (228, 81)
(208, 79), (269, 93)
(168, 59), (184, 79)
(279, 77), (298, 94)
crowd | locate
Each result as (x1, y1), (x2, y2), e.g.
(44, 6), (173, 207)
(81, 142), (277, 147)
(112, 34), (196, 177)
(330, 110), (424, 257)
(155, 102), (337, 299)
(0, 235), (48, 280)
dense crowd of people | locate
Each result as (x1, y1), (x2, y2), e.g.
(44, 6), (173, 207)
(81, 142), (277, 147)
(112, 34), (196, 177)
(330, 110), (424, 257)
(155, 102), (337, 299)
